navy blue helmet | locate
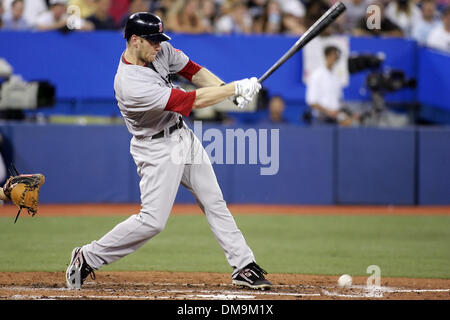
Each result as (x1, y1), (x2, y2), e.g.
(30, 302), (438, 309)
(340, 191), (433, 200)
(124, 12), (171, 42)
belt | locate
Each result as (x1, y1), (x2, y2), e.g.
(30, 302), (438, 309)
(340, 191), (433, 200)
(151, 117), (184, 139)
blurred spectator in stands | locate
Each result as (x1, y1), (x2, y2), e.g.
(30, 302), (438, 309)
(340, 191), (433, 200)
(0, 1), (3, 28)
(36, 0), (70, 31)
(435, 0), (450, 11)
(200, 0), (218, 33)
(253, 0), (283, 34)
(68, 0), (96, 18)
(86, 0), (117, 30)
(2, 0), (29, 30)
(281, 13), (306, 35)
(304, 0), (339, 35)
(119, 0), (150, 29)
(306, 46), (358, 126)
(304, 0), (329, 29)
(166, 0), (206, 33)
(3, 0), (47, 27)
(108, 0), (129, 26)
(353, 1), (403, 37)
(36, 0), (94, 31)
(385, 0), (421, 37)
(152, 0), (174, 21)
(427, 6), (450, 52)
(278, 0), (305, 21)
(247, 0), (266, 21)
(263, 95), (288, 124)
(412, 0), (440, 44)
(342, 0), (369, 33)
(215, 0), (252, 34)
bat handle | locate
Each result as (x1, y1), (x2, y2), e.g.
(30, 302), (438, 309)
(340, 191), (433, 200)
(258, 73), (270, 84)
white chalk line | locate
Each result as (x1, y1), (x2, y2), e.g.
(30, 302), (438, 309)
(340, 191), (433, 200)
(322, 286), (450, 299)
(1, 285), (448, 300)
(348, 285), (450, 293)
(321, 289), (384, 299)
(106, 282), (450, 293)
(104, 282), (317, 290)
(0, 286), (320, 299)
(8, 294), (255, 300)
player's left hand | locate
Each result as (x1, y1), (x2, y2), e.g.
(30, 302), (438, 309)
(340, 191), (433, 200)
(235, 77), (261, 100)
(235, 77), (261, 109)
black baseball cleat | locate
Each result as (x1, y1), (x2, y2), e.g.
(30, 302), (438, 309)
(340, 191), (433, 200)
(232, 262), (272, 290)
(65, 247), (96, 289)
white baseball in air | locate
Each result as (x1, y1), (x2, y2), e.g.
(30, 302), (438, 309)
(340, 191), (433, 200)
(338, 274), (352, 288)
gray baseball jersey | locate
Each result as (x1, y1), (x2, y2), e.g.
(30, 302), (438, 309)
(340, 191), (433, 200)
(114, 42), (190, 137)
(82, 41), (255, 275)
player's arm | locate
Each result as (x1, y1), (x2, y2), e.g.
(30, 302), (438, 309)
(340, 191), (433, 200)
(191, 67), (225, 88)
(167, 47), (259, 111)
(193, 83), (235, 109)
(182, 64), (259, 109)
(178, 62), (234, 107)
(177, 59), (225, 88)
(165, 78), (259, 115)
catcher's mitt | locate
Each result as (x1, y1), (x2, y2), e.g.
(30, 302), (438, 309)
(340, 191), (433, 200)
(3, 173), (45, 223)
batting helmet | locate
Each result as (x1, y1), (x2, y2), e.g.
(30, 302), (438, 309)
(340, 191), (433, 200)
(124, 12), (171, 42)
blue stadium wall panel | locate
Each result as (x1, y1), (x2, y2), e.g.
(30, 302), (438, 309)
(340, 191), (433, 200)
(2, 32), (449, 123)
(0, 32), (124, 100)
(229, 125), (334, 204)
(0, 31), (304, 101)
(0, 123), (133, 203)
(168, 124), (334, 205)
(336, 127), (416, 205)
(1, 123), (449, 205)
(418, 127), (450, 205)
(417, 47), (450, 112)
(0, 32), (422, 105)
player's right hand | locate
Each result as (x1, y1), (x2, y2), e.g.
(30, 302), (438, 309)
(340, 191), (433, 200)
(234, 77), (261, 100)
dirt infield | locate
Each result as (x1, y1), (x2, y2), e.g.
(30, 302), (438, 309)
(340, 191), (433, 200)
(1, 204), (449, 217)
(0, 271), (449, 300)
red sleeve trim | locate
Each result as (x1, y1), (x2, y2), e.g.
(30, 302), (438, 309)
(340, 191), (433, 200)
(177, 60), (202, 81)
(164, 89), (196, 117)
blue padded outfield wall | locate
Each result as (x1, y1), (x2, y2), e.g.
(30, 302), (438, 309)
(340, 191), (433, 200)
(0, 123), (449, 205)
(336, 128), (416, 205)
(418, 127), (450, 205)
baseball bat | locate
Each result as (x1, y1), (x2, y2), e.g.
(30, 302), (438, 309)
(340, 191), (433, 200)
(258, 1), (346, 83)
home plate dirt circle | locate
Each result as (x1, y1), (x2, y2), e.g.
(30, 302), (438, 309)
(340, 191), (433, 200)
(0, 272), (449, 300)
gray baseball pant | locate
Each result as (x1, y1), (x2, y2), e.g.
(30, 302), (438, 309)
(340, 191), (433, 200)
(82, 125), (255, 275)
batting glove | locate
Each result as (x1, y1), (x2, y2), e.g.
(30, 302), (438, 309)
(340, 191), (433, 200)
(235, 77), (261, 99)
(234, 77), (261, 109)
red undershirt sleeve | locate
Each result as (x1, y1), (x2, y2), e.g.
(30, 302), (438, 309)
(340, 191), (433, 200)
(177, 60), (202, 81)
(164, 89), (196, 117)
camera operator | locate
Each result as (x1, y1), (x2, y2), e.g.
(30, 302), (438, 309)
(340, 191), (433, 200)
(306, 45), (359, 126)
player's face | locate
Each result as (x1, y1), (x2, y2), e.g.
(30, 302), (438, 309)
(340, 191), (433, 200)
(138, 37), (161, 63)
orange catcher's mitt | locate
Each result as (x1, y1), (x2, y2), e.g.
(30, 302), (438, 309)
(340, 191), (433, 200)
(3, 173), (45, 223)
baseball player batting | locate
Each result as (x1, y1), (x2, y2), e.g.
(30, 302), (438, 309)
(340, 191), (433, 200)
(66, 12), (271, 290)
